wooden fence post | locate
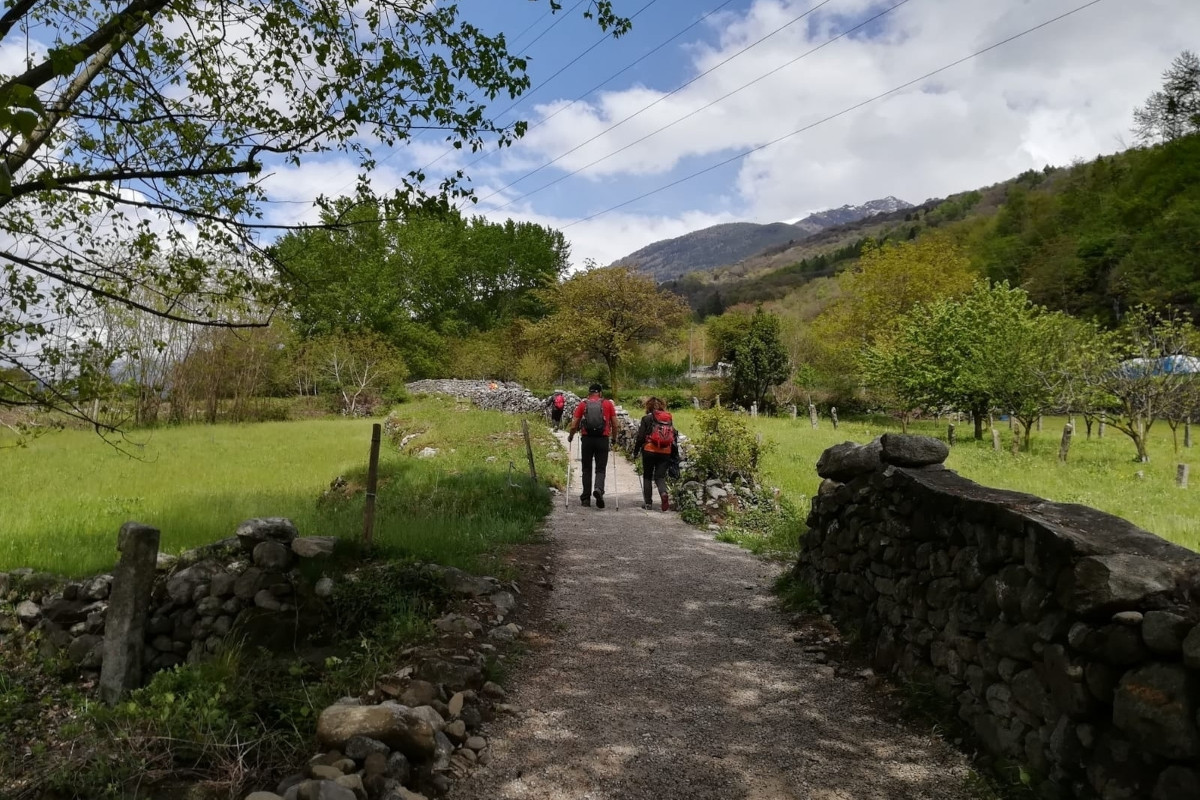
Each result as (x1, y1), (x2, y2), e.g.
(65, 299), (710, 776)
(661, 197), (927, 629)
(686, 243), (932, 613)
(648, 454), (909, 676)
(521, 418), (537, 481)
(791, 404), (797, 420)
(1011, 423), (1021, 455)
(1098, 411), (1105, 438)
(1177, 464), (1189, 488)
(808, 403), (818, 429)
(947, 423), (956, 446)
(992, 428), (1001, 451)
(1186, 418), (1192, 448)
(831, 406), (838, 430)
(362, 423), (381, 547)
(1058, 423), (1073, 463)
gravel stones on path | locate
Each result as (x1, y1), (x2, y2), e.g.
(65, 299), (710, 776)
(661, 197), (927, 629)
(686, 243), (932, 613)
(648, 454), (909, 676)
(448, 433), (972, 800)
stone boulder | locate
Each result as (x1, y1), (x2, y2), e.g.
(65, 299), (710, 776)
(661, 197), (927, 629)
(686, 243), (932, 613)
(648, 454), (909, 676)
(293, 537), (337, 559)
(880, 434), (950, 468)
(1061, 555), (1182, 615)
(165, 560), (223, 604)
(236, 518), (299, 552)
(1112, 663), (1200, 759)
(316, 702), (438, 760)
(433, 613), (483, 636)
(416, 658), (484, 690)
(816, 439), (882, 482)
(254, 540), (293, 571)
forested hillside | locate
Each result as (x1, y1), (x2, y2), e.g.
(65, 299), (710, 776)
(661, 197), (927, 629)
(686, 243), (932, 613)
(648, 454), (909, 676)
(670, 133), (1200, 324)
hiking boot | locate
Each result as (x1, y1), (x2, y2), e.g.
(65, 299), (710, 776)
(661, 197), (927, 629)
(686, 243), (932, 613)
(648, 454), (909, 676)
(661, 493), (670, 512)
(642, 502), (653, 510)
(580, 494), (590, 507)
(593, 490), (605, 509)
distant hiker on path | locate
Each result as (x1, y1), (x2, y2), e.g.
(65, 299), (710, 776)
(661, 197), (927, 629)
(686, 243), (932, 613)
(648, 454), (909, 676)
(567, 383), (616, 508)
(547, 390), (567, 430)
(633, 396), (676, 511)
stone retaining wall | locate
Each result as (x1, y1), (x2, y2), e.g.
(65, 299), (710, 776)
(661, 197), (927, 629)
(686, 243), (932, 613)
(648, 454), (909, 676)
(796, 435), (1200, 800)
(0, 519), (338, 678)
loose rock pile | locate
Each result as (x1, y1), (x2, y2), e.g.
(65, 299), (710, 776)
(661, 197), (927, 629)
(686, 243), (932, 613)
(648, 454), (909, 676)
(241, 564), (523, 800)
(0, 518), (338, 676)
(797, 433), (1200, 800)
(406, 379), (581, 418)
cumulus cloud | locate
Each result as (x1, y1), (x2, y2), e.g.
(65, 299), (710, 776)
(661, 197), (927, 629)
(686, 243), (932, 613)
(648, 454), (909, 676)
(254, 0), (1196, 268)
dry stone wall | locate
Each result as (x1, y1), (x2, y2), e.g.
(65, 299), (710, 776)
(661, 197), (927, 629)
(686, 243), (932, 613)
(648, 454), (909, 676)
(797, 434), (1200, 800)
(0, 518), (339, 679)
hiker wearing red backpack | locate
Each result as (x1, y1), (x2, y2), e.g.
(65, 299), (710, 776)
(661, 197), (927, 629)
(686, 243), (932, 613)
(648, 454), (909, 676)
(633, 396), (677, 512)
(567, 383), (616, 508)
(546, 390), (567, 430)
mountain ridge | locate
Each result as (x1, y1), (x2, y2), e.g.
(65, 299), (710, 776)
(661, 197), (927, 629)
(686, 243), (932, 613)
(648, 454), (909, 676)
(610, 196), (912, 282)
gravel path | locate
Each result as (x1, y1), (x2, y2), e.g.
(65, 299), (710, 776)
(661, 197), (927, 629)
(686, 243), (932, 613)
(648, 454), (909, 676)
(451, 433), (973, 800)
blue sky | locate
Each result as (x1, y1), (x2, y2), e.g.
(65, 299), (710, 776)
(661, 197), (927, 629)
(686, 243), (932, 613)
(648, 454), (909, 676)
(259, 0), (1200, 266)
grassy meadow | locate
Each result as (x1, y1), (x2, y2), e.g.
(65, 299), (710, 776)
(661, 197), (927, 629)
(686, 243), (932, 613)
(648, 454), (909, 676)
(0, 396), (565, 576)
(670, 409), (1200, 553)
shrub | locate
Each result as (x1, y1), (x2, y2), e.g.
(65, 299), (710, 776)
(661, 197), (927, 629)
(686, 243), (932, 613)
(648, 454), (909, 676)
(687, 407), (771, 483)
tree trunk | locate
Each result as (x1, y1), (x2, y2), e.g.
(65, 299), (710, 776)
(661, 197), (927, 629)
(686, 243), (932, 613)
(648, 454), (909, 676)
(972, 405), (985, 441)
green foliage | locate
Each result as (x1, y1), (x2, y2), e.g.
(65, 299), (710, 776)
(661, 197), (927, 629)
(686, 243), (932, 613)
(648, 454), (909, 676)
(2, 0), (628, 421)
(536, 265), (690, 393)
(772, 570), (820, 613)
(1133, 50), (1200, 145)
(715, 497), (804, 558)
(275, 202), (569, 379)
(687, 407), (771, 482)
(730, 308), (791, 409)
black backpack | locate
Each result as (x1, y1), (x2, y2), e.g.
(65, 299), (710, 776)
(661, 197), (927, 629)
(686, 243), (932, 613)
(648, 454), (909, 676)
(582, 399), (606, 436)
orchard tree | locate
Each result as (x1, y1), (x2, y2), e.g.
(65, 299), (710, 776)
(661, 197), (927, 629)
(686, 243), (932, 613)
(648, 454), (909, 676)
(1, 0), (628, 425)
(537, 265), (690, 396)
(729, 308), (790, 409)
(1081, 307), (1199, 462)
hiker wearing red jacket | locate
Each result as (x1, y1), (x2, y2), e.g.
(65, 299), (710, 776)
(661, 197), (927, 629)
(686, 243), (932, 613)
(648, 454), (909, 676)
(546, 390), (567, 430)
(567, 383), (617, 508)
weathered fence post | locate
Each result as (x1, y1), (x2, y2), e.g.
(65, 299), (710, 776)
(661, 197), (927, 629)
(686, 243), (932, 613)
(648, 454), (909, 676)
(1186, 418), (1192, 448)
(808, 403), (819, 429)
(750, 401), (758, 418)
(992, 427), (1001, 451)
(1036, 415), (1043, 433)
(831, 406), (839, 430)
(1177, 464), (1190, 488)
(362, 423), (381, 547)
(791, 404), (797, 420)
(716, 395), (721, 409)
(1098, 411), (1105, 438)
(692, 396), (700, 410)
(1058, 422), (1073, 463)
(1011, 423), (1021, 455)
(100, 522), (160, 705)
(947, 423), (956, 446)
(521, 418), (537, 480)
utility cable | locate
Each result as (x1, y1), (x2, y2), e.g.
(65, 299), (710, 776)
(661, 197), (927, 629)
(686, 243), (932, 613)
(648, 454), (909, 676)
(487, 0), (913, 212)
(556, 0), (1109, 230)
(451, 0), (740, 201)
(466, 0), (837, 207)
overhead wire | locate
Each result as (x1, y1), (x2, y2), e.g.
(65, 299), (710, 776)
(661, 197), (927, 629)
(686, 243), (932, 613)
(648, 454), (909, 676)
(486, 0), (914, 212)
(450, 0), (740, 202)
(465, 0), (838, 208)
(554, 0), (1110, 230)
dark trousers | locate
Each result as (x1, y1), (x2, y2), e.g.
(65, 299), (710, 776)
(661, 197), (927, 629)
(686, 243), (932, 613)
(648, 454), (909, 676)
(551, 409), (564, 429)
(580, 435), (610, 498)
(641, 451), (670, 504)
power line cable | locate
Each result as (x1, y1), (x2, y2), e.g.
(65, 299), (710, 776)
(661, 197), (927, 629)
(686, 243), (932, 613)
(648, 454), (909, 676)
(451, 0), (740, 196)
(466, 0), (837, 207)
(487, 0), (913, 212)
(417, 0), (655, 177)
(556, 0), (1109, 230)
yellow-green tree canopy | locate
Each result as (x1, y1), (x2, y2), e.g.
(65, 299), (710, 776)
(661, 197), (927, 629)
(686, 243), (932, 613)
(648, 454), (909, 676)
(538, 266), (690, 393)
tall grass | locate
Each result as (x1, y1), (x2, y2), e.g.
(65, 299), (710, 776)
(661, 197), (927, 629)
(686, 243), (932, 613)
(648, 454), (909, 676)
(1, 396), (565, 576)
(672, 410), (1200, 553)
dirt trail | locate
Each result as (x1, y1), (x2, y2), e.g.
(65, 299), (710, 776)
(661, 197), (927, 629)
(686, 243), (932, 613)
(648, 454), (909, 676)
(450, 432), (972, 800)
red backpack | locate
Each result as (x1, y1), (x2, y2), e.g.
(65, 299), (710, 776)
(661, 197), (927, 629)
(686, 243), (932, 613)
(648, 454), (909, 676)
(644, 411), (675, 453)
(553, 394), (565, 410)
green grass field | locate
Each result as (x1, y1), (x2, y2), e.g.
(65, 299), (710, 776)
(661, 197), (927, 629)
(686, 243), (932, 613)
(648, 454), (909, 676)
(671, 409), (1200, 553)
(1, 396), (564, 576)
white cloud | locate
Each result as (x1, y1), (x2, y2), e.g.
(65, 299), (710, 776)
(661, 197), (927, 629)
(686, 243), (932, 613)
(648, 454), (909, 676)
(262, 0), (1200, 267)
